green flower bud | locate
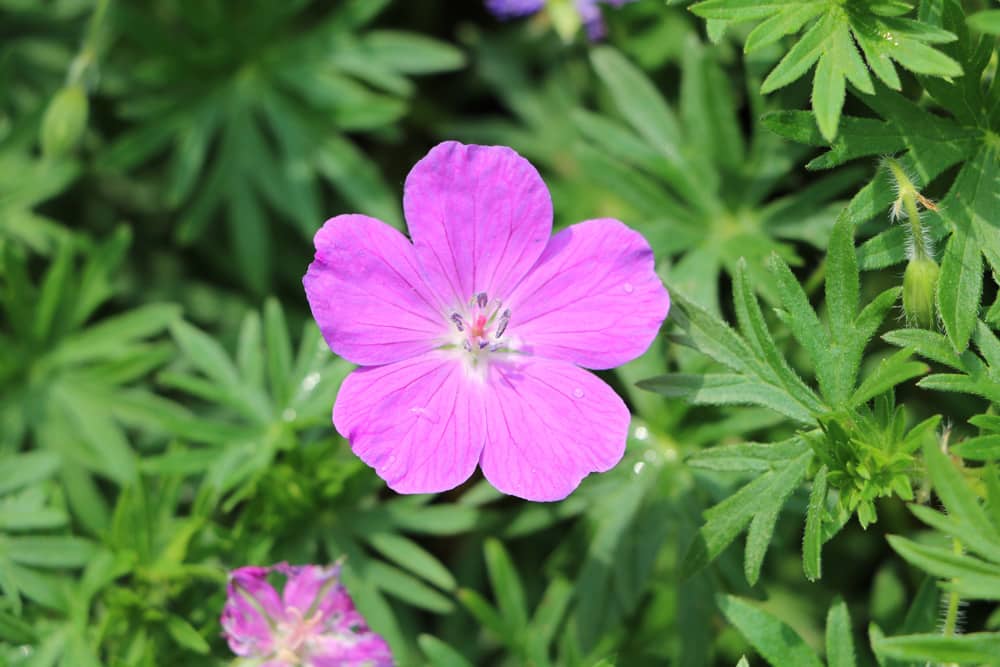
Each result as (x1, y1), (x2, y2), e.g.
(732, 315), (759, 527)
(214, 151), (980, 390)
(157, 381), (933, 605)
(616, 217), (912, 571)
(903, 256), (940, 329)
(548, 0), (582, 41)
(40, 85), (89, 158)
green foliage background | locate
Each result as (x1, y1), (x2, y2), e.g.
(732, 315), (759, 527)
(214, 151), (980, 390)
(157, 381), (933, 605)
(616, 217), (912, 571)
(2, 0), (1000, 665)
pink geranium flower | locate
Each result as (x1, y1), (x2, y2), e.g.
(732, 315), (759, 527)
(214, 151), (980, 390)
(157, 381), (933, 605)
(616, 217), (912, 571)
(221, 563), (393, 667)
(304, 141), (669, 501)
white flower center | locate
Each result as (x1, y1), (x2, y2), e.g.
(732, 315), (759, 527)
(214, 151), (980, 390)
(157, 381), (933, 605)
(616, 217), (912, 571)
(273, 607), (323, 664)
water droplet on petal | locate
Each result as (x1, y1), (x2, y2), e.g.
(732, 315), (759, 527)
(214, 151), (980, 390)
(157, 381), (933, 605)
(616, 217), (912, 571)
(623, 282), (634, 294)
(573, 388), (585, 399)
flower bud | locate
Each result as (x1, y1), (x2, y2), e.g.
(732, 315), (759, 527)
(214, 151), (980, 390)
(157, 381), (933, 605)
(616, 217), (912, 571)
(903, 256), (940, 329)
(548, 0), (583, 41)
(40, 85), (88, 158)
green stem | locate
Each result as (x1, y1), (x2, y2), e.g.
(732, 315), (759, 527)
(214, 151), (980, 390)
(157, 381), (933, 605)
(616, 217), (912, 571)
(68, 0), (111, 86)
(885, 158), (930, 261)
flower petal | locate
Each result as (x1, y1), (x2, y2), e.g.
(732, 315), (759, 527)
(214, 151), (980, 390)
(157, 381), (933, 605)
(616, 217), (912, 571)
(310, 634), (395, 667)
(279, 564), (338, 617)
(485, 0), (545, 18)
(480, 357), (629, 501)
(403, 141), (552, 306)
(334, 352), (486, 494)
(304, 214), (445, 366)
(507, 218), (669, 369)
(221, 566), (282, 656)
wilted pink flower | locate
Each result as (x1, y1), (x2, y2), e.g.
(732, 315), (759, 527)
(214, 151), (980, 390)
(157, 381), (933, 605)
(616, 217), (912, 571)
(221, 563), (393, 667)
(304, 141), (669, 502)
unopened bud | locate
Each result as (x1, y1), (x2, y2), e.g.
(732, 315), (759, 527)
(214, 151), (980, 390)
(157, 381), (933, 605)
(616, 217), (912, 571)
(548, 0), (582, 41)
(903, 256), (940, 329)
(40, 85), (88, 157)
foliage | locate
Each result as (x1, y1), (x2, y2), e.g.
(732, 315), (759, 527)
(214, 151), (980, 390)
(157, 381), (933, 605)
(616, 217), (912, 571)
(2, 0), (1000, 665)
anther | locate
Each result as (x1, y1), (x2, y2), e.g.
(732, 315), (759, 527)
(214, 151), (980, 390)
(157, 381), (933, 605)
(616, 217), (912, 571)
(450, 312), (464, 332)
(495, 309), (511, 338)
(476, 292), (488, 308)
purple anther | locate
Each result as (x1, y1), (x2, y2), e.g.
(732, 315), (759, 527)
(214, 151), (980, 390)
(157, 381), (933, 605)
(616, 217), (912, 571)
(450, 312), (464, 331)
(479, 340), (490, 350)
(476, 292), (488, 309)
(463, 340), (473, 352)
(495, 309), (511, 338)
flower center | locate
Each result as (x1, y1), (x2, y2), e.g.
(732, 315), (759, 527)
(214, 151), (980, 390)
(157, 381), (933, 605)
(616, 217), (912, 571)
(273, 608), (324, 664)
(448, 291), (512, 358)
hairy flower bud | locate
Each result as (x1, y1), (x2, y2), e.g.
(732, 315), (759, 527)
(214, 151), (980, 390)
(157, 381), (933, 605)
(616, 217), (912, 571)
(40, 85), (88, 157)
(903, 256), (940, 329)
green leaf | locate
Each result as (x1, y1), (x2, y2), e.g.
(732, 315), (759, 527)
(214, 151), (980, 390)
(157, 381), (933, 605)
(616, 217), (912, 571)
(527, 577), (573, 659)
(484, 538), (528, 634)
(264, 298), (293, 406)
(952, 435), (1000, 460)
(637, 373), (816, 424)
(457, 588), (507, 639)
(937, 225), (983, 352)
(968, 10), (1000, 35)
(45, 304), (180, 367)
(0, 451), (60, 495)
(367, 532), (456, 592)
(745, 5), (825, 53)
(762, 14), (829, 94)
(683, 451), (812, 578)
(874, 632), (1000, 663)
(882, 328), (963, 369)
(850, 350), (928, 407)
(888, 535), (1000, 594)
(590, 47), (682, 158)
(826, 597), (856, 667)
(170, 319), (240, 387)
(717, 595), (824, 667)
(907, 504), (1000, 564)
(165, 615), (210, 654)
(803, 465), (828, 581)
(812, 47), (845, 141)
(733, 259), (821, 412)
(359, 31), (465, 73)
(367, 560), (454, 613)
(923, 437), (1000, 546)
(691, 0), (802, 22)
(5, 536), (96, 569)
(418, 635), (475, 667)
(689, 438), (810, 473)
(826, 219), (859, 347)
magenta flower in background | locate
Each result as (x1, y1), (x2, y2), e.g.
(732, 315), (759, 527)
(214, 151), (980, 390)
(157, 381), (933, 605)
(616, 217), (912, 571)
(221, 563), (393, 667)
(303, 141), (669, 502)
(485, 0), (635, 39)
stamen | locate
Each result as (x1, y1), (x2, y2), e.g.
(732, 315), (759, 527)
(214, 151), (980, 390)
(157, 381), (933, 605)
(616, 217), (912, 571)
(450, 312), (464, 331)
(478, 340), (489, 350)
(495, 309), (511, 338)
(476, 292), (488, 308)
(463, 340), (473, 352)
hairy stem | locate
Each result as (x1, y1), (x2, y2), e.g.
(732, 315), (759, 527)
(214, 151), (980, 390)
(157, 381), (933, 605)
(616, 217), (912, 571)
(885, 158), (931, 261)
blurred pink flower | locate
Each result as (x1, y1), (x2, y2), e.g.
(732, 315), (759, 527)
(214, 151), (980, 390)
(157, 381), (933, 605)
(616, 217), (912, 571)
(221, 563), (393, 667)
(304, 141), (669, 502)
